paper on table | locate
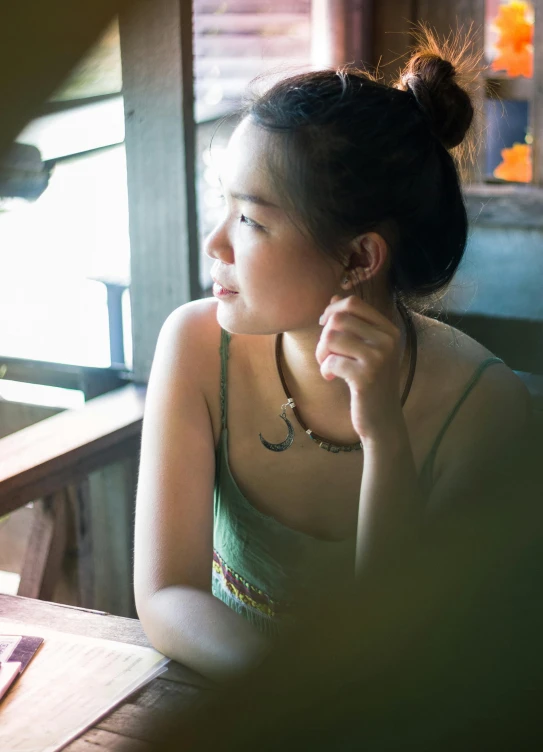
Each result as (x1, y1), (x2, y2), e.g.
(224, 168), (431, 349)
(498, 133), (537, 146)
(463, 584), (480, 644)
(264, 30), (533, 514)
(0, 661), (22, 702)
(0, 619), (169, 752)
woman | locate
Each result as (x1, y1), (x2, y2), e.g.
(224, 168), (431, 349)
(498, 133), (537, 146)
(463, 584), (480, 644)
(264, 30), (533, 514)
(133, 33), (529, 681)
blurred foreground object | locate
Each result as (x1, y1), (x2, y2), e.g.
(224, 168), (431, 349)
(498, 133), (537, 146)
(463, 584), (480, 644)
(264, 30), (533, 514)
(148, 422), (543, 751)
(0, 143), (51, 200)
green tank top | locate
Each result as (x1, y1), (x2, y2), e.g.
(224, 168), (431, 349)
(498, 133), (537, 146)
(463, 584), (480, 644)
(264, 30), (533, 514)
(212, 328), (503, 635)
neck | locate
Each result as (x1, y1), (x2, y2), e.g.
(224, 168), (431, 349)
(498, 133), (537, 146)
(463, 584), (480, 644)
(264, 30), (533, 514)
(278, 296), (409, 438)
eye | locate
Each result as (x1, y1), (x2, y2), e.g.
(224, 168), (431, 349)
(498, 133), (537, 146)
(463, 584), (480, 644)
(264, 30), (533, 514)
(240, 214), (263, 230)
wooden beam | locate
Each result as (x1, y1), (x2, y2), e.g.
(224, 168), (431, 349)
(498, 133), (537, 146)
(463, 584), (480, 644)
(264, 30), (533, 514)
(0, 385), (145, 515)
(0, 1), (134, 159)
(120, 0), (199, 383)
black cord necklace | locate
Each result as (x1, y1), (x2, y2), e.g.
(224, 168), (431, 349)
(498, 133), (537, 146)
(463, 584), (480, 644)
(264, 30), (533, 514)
(258, 302), (418, 454)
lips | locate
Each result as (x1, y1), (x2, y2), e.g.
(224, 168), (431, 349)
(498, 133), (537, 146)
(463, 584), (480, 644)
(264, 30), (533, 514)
(211, 277), (238, 293)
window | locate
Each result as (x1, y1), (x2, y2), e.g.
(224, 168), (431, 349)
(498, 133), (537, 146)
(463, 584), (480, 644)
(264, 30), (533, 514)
(483, 0), (536, 184)
(193, 0), (312, 291)
(0, 20), (130, 377)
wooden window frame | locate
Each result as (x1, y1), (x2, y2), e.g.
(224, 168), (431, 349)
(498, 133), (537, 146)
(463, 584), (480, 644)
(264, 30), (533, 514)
(463, 0), (543, 225)
(0, 20), (130, 396)
(372, 0), (543, 226)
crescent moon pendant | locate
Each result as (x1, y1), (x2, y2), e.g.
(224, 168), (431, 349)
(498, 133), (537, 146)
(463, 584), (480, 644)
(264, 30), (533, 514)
(259, 413), (295, 452)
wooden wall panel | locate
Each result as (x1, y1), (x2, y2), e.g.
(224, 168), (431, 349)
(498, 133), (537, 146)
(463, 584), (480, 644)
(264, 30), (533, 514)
(415, 0), (484, 36)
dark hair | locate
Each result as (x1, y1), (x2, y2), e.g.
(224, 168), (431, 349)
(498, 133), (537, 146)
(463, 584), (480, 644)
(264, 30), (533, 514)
(243, 30), (478, 300)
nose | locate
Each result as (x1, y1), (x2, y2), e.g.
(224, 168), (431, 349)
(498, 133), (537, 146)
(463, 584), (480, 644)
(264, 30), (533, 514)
(203, 218), (234, 264)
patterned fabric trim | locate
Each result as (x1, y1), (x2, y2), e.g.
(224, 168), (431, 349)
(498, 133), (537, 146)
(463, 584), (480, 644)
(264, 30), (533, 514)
(212, 549), (285, 619)
(219, 328), (230, 430)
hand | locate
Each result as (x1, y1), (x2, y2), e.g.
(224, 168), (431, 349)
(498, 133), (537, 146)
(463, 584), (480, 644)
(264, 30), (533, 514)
(316, 295), (405, 443)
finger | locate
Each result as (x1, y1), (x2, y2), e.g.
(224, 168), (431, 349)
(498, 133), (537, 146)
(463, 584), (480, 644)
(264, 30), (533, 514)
(322, 310), (397, 346)
(320, 348), (389, 387)
(320, 296), (393, 330)
(320, 295), (399, 334)
(320, 351), (368, 384)
(316, 328), (388, 367)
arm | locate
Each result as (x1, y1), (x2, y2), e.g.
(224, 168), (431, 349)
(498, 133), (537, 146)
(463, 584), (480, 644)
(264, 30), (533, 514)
(317, 296), (530, 576)
(317, 295), (425, 573)
(355, 364), (530, 573)
(134, 301), (270, 681)
(354, 417), (423, 574)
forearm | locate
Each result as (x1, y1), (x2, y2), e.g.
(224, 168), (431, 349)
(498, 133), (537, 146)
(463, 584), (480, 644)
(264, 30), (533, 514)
(355, 420), (424, 576)
(138, 585), (272, 682)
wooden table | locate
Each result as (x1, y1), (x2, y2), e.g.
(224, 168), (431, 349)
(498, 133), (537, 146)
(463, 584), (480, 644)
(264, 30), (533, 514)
(0, 594), (213, 751)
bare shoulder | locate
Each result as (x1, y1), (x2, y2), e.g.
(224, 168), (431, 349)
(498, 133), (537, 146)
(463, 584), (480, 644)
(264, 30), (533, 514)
(160, 297), (220, 352)
(413, 313), (530, 497)
(151, 297), (225, 445)
(414, 312), (529, 408)
(155, 297), (221, 383)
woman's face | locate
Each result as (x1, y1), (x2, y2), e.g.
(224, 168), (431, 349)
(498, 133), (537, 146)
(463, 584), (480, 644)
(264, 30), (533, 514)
(204, 118), (343, 335)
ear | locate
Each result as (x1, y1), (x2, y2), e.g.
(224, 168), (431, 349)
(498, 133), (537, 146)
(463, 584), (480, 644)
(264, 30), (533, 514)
(341, 232), (389, 290)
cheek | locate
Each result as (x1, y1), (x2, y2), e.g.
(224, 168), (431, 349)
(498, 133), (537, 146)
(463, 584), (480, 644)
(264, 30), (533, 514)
(235, 230), (337, 312)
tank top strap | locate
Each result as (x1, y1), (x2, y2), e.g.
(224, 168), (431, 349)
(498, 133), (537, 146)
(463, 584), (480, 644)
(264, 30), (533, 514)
(420, 357), (504, 490)
(219, 327), (231, 431)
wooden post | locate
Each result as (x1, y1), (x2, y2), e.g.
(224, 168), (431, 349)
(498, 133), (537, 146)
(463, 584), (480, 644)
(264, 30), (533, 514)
(18, 492), (68, 601)
(120, 0), (199, 384)
(533, 0), (543, 185)
(87, 458), (138, 617)
(67, 480), (95, 609)
(372, 0), (415, 79)
(311, 0), (374, 69)
(312, 0), (347, 68)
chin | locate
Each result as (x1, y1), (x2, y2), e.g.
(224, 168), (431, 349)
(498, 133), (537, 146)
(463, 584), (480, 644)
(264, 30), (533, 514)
(214, 302), (284, 336)
(217, 305), (316, 337)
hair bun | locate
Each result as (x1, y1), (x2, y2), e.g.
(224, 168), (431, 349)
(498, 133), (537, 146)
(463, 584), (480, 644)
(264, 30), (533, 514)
(399, 51), (474, 150)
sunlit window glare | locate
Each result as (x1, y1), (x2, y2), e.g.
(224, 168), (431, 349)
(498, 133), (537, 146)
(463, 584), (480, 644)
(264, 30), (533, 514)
(0, 146), (129, 366)
(0, 380), (85, 409)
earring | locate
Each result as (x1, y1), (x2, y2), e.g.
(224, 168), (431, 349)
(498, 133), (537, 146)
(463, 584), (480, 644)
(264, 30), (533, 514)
(342, 275), (350, 286)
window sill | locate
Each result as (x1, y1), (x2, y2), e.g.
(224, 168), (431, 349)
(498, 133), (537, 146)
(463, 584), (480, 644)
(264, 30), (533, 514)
(464, 184), (543, 229)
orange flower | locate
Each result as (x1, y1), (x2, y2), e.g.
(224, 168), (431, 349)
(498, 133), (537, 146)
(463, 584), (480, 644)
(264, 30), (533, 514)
(493, 143), (532, 182)
(491, 1), (534, 78)
(493, 47), (533, 78)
